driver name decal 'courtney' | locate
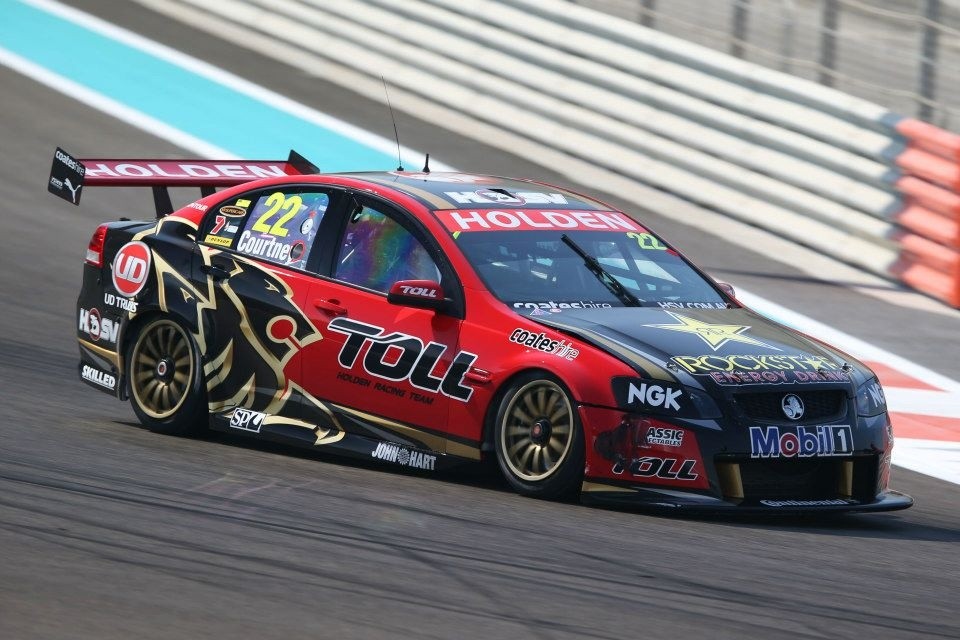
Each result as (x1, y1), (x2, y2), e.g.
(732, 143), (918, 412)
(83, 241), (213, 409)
(435, 209), (641, 232)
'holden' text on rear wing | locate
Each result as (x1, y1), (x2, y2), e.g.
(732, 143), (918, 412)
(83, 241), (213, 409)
(47, 147), (320, 217)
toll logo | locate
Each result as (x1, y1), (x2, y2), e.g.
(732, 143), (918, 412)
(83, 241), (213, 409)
(749, 425), (854, 458)
(327, 317), (478, 402)
(112, 242), (151, 297)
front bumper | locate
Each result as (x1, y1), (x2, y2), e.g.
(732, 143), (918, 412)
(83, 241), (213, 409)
(578, 404), (913, 513)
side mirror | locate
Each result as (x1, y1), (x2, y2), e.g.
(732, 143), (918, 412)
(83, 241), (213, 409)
(387, 280), (448, 311)
(716, 281), (736, 299)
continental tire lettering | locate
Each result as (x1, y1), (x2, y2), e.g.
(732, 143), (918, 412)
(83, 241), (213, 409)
(328, 317), (477, 402)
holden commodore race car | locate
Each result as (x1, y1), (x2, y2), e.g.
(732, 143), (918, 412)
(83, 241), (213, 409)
(49, 147), (913, 513)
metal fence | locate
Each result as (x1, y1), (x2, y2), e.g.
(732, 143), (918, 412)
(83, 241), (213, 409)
(572, 0), (960, 130)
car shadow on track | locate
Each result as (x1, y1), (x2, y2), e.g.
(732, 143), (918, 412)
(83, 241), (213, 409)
(117, 419), (958, 541)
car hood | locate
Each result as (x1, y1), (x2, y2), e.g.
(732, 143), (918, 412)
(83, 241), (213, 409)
(531, 307), (872, 390)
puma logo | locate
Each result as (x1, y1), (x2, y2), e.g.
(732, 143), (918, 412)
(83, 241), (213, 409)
(64, 178), (82, 203)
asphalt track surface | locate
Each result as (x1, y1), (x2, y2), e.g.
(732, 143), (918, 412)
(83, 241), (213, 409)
(1, 2), (959, 638)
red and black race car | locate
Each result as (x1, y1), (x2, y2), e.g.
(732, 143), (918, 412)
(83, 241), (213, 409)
(50, 148), (912, 513)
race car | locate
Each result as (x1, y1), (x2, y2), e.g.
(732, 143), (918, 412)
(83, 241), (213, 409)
(50, 147), (913, 513)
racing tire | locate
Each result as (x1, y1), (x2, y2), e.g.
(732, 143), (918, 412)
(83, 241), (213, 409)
(494, 373), (584, 499)
(126, 317), (207, 436)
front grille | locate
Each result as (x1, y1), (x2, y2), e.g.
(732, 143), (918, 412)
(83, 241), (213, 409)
(720, 455), (879, 501)
(735, 390), (847, 423)
(739, 458), (840, 499)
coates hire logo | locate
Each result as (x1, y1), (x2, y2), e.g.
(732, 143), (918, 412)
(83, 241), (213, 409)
(112, 242), (151, 297)
(749, 425), (854, 458)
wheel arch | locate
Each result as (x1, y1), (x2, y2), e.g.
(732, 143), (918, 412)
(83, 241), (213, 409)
(480, 366), (578, 453)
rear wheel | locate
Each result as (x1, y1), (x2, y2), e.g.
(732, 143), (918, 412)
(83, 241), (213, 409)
(494, 373), (584, 499)
(127, 317), (206, 436)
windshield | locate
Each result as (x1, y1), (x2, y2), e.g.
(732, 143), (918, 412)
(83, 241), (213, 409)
(449, 224), (728, 311)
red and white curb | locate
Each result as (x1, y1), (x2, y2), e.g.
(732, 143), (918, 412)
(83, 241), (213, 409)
(739, 289), (960, 487)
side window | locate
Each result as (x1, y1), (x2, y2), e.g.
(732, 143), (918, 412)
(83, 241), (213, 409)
(206, 189), (330, 270)
(333, 203), (439, 293)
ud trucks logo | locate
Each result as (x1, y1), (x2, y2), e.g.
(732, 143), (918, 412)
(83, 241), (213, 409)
(327, 317), (477, 402)
(749, 425), (853, 458)
(112, 242), (151, 297)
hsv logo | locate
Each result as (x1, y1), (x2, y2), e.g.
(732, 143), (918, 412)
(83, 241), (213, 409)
(79, 308), (119, 343)
(112, 242), (151, 297)
(444, 190), (568, 204)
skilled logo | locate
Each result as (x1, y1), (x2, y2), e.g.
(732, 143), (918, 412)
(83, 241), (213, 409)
(644, 312), (778, 351)
(112, 241), (151, 297)
(81, 364), (116, 390)
(781, 394), (805, 420)
(749, 425), (853, 458)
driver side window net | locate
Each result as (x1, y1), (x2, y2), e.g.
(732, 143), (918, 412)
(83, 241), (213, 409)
(334, 205), (438, 293)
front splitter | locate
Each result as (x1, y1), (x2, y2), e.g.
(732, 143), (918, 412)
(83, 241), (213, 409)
(580, 480), (914, 515)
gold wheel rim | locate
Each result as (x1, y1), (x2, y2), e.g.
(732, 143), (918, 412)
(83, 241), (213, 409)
(130, 320), (193, 419)
(500, 380), (574, 482)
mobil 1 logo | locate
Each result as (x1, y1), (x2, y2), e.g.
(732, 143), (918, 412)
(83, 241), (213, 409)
(48, 147), (85, 205)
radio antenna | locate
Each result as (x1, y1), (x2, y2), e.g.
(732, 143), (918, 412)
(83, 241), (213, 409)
(381, 76), (403, 171)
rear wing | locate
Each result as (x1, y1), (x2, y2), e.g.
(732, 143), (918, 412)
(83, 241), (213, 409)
(47, 147), (320, 217)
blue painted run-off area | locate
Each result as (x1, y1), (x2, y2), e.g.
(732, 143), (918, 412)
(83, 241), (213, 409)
(1, 0), (396, 169)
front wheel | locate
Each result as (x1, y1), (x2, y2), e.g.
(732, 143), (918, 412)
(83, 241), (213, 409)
(127, 317), (207, 436)
(494, 373), (584, 499)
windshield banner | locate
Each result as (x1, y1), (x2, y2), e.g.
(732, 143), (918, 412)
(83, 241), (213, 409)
(435, 209), (642, 233)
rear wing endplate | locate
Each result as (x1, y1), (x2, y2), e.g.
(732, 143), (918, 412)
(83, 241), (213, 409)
(47, 147), (320, 217)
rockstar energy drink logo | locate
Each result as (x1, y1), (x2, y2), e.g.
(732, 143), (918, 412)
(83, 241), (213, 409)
(673, 354), (849, 384)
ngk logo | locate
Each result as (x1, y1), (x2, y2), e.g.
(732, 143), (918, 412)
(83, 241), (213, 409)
(112, 241), (151, 297)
